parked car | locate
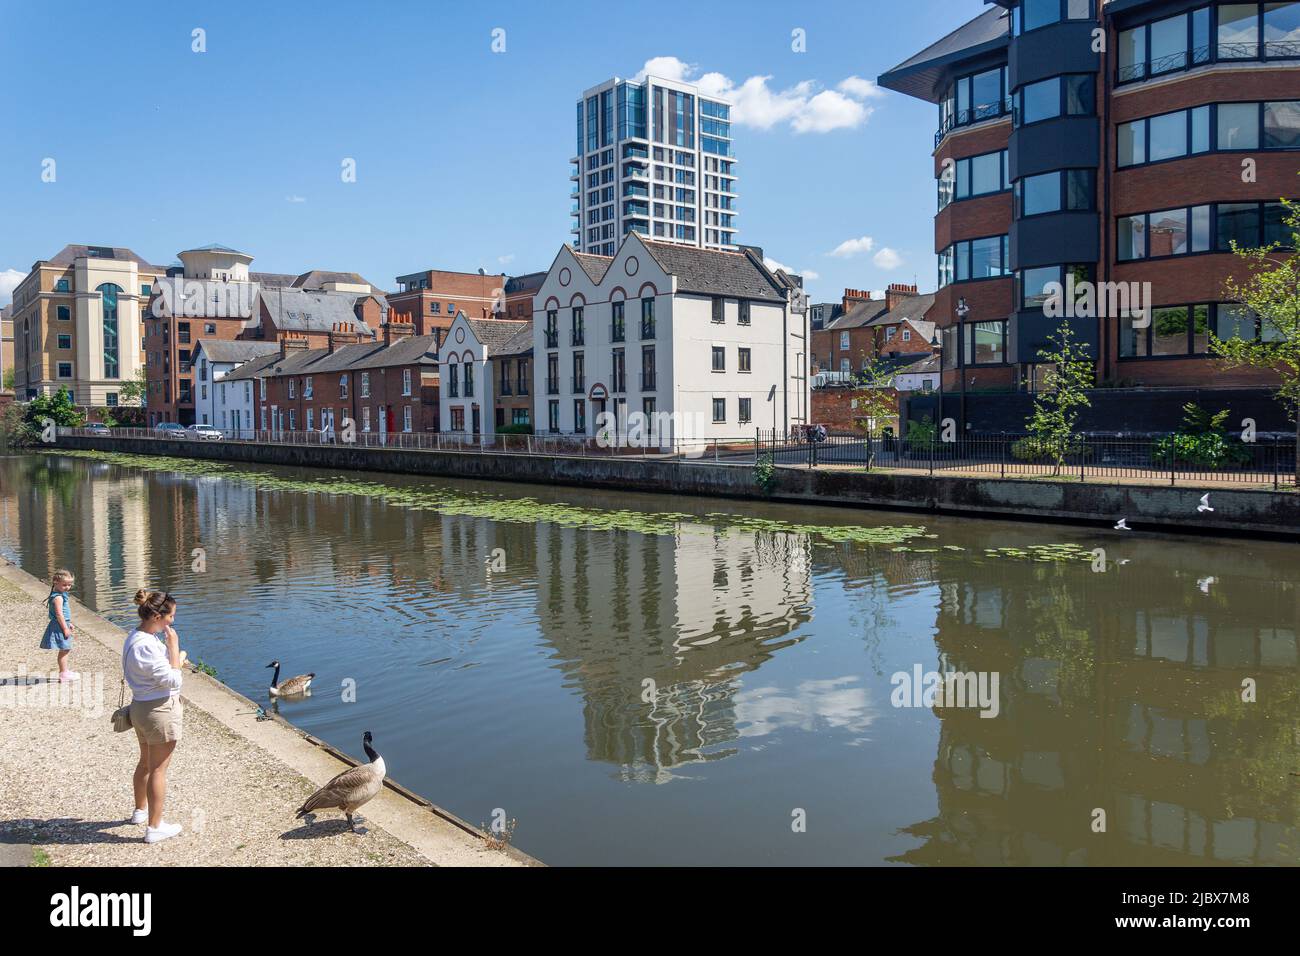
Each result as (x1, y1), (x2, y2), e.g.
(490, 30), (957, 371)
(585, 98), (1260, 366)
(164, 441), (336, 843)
(185, 424), (224, 441)
(85, 423), (111, 437)
(154, 422), (186, 437)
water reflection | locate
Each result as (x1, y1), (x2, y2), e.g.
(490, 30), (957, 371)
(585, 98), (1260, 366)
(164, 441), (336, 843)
(1, 452), (1298, 866)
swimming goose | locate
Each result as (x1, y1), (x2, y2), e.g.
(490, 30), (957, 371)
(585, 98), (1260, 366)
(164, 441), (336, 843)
(295, 731), (386, 831)
(266, 660), (314, 697)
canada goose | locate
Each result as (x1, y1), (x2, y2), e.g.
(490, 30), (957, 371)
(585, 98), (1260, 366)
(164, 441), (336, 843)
(266, 660), (314, 697)
(295, 731), (386, 831)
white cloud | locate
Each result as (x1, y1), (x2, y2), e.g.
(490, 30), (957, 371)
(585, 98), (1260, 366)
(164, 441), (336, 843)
(636, 56), (695, 83)
(827, 236), (875, 259)
(873, 248), (903, 270)
(837, 76), (886, 100)
(639, 57), (878, 134)
(0, 268), (22, 307)
(285, 195), (306, 203)
(497, 254), (515, 266)
(763, 258), (818, 281)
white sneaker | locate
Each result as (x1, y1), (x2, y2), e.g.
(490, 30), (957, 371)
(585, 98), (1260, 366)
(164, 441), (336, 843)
(130, 809), (148, 825)
(144, 821), (182, 844)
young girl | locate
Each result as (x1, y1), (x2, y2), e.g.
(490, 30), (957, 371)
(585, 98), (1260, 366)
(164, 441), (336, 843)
(40, 570), (79, 683)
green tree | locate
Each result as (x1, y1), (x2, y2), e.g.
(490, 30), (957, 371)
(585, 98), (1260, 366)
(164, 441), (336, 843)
(1210, 190), (1300, 482)
(24, 386), (86, 429)
(118, 367), (147, 406)
(852, 354), (900, 469)
(1024, 319), (1094, 477)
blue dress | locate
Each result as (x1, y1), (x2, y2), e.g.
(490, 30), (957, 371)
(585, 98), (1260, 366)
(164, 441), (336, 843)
(40, 591), (73, 651)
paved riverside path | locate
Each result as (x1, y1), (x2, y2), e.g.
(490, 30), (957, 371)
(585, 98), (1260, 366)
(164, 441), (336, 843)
(0, 559), (531, 867)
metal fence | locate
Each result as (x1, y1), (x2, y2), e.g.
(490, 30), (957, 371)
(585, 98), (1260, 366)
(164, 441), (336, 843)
(57, 426), (1299, 488)
(56, 426), (757, 463)
(754, 428), (1298, 488)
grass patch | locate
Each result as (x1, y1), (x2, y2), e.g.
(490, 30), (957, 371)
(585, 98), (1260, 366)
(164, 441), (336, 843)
(31, 847), (51, 867)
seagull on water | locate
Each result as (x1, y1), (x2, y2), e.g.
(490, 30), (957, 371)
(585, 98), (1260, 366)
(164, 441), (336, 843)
(1114, 518), (1130, 531)
(1198, 576), (1217, 593)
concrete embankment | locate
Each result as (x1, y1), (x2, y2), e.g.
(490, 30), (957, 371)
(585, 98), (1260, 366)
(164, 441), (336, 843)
(53, 435), (1300, 538)
(0, 558), (537, 867)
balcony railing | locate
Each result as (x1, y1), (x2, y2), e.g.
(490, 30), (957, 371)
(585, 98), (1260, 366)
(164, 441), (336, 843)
(611, 322), (625, 343)
(640, 321), (655, 340)
(934, 97), (1013, 147)
(546, 379), (559, 395)
(571, 327), (585, 347)
(545, 330), (559, 349)
(572, 375), (585, 394)
(640, 373), (656, 391)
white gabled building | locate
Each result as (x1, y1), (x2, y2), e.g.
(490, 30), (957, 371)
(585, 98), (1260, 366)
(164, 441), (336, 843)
(191, 340), (279, 433)
(439, 313), (530, 443)
(532, 233), (808, 450)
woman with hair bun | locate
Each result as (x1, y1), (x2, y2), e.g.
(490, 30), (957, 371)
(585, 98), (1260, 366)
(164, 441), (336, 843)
(123, 589), (188, 844)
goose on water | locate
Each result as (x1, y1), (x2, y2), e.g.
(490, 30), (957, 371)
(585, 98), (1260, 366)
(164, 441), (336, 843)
(295, 731), (386, 831)
(267, 660), (314, 697)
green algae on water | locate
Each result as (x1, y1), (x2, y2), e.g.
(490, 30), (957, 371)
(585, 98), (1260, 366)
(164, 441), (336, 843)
(48, 450), (934, 547)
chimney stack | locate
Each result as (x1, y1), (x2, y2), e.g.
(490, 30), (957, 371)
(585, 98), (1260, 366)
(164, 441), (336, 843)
(383, 321), (416, 347)
(885, 282), (919, 312)
(280, 333), (309, 358)
(328, 323), (362, 353)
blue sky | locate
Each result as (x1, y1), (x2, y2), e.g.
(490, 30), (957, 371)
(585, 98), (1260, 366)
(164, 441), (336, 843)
(0, 0), (990, 306)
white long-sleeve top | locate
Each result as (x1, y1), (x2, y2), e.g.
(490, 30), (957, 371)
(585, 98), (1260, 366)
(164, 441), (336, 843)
(123, 628), (183, 702)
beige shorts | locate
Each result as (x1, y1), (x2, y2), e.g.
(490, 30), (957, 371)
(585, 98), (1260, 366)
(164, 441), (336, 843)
(130, 696), (183, 745)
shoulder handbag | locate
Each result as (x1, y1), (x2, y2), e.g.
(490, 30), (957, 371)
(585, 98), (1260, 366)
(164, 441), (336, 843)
(110, 679), (132, 732)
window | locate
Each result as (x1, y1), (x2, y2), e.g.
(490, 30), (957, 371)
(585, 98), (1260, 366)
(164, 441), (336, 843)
(571, 306), (585, 346)
(362, 406), (371, 431)
(360, 372), (370, 398)
(641, 346), (656, 390)
(303, 376), (313, 399)
(712, 397), (726, 423)
(573, 399), (586, 432)
(1265, 100), (1300, 147)
(340, 374), (349, 399)
(1151, 12), (1190, 73)
(611, 301), (625, 341)
(1219, 102), (1260, 148)
(739, 397), (752, 423)
(1220, 4), (1260, 59)
(205, 323), (216, 335)
(57, 305), (71, 321)
(940, 235), (1010, 287)
(57, 334), (71, 349)
(1021, 171), (1062, 216)
(97, 283), (122, 379)
(545, 310), (558, 348)
(739, 300), (751, 326)
(1120, 204), (1213, 260)
(57, 362), (73, 378)
(712, 346), (725, 371)
(1218, 202), (1262, 249)
(55, 279), (70, 293)
(940, 150), (1009, 209)
(640, 298), (655, 338)
(964, 321), (1006, 365)
(712, 297), (725, 323)
(739, 347), (751, 372)
(548, 400), (560, 433)
(403, 368), (413, 396)
(451, 407), (465, 431)
(1020, 78), (1060, 125)
(403, 406), (412, 432)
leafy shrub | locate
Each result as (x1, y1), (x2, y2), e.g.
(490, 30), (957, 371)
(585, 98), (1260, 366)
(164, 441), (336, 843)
(1151, 402), (1251, 468)
(495, 423), (533, 435)
(1010, 436), (1092, 462)
(905, 415), (937, 453)
(753, 454), (776, 493)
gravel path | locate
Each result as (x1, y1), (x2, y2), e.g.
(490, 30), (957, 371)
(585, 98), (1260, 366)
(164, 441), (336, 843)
(0, 572), (432, 866)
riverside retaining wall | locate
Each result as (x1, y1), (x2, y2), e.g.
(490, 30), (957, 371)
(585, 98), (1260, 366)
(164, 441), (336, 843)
(51, 435), (1300, 539)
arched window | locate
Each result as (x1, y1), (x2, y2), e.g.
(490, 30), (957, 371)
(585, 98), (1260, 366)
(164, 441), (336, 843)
(98, 283), (123, 379)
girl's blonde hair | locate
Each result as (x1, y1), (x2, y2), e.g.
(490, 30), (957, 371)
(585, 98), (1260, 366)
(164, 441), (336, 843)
(51, 569), (74, 586)
(133, 589), (176, 622)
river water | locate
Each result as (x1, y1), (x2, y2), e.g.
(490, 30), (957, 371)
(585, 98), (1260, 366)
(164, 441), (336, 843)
(1, 451), (1297, 865)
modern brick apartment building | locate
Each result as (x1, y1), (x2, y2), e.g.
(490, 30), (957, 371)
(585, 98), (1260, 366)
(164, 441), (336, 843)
(387, 268), (543, 339)
(144, 245), (384, 426)
(880, 0), (1299, 421)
